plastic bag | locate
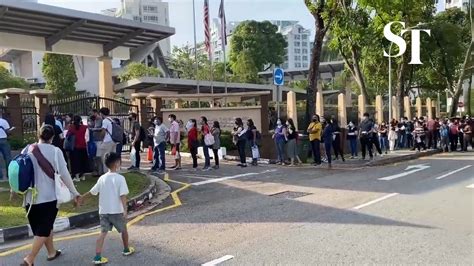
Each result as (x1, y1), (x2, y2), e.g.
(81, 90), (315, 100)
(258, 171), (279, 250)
(54, 149), (73, 204)
(251, 145), (260, 159)
(204, 133), (215, 146)
(130, 147), (137, 167)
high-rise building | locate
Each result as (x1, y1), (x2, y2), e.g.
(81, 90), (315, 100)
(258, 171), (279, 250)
(435, 0), (470, 12)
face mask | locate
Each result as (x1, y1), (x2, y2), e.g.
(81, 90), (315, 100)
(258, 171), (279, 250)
(154, 120), (160, 125)
(185, 121), (193, 130)
(169, 118), (173, 122)
(277, 121), (282, 126)
(312, 119), (317, 122)
(349, 123), (354, 127)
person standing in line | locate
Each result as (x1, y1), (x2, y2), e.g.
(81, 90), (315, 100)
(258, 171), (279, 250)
(168, 114), (182, 170)
(346, 121), (358, 159)
(21, 125), (81, 266)
(232, 118), (248, 167)
(370, 122), (383, 157)
(388, 124), (398, 152)
(127, 113), (142, 170)
(462, 121), (472, 151)
(246, 119), (259, 166)
(426, 117), (438, 149)
(405, 117), (414, 149)
(0, 112), (12, 181)
(112, 118), (125, 156)
(331, 119), (345, 162)
(449, 119), (459, 152)
(44, 114), (64, 150)
(285, 118), (299, 166)
(359, 113), (374, 160)
(67, 115), (89, 182)
(97, 108), (117, 173)
(187, 119), (199, 170)
(439, 119), (450, 152)
(91, 110), (104, 176)
(397, 117), (407, 149)
(378, 121), (389, 154)
(413, 121), (427, 151)
(273, 118), (287, 165)
(151, 117), (168, 173)
(321, 117), (334, 168)
(307, 115), (322, 166)
(211, 121), (221, 169)
(200, 116), (212, 171)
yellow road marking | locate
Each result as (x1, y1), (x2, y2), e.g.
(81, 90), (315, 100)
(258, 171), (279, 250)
(0, 173), (190, 257)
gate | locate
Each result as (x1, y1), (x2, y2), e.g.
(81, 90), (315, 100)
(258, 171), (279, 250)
(21, 97), (39, 138)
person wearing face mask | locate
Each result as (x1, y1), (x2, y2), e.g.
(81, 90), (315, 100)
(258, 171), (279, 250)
(321, 116), (334, 168)
(285, 118), (299, 166)
(168, 114), (182, 170)
(150, 117), (169, 173)
(347, 121), (358, 159)
(232, 118), (248, 167)
(272, 118), (287, 165)
(307, 115), (322, 166)
(359, 113), (374, 160)
(332, 119), (345, 162)
(200, 116), (212, 171)
(187, 119), (199, 170)
(379, 121), (389, 154)
(246, 119), (259, 166)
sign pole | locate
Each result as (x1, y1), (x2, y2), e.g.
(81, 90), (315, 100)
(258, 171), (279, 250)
(276, 85), (280, 118)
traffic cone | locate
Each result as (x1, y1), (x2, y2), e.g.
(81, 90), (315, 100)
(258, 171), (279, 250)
(147, 146), (153, 162)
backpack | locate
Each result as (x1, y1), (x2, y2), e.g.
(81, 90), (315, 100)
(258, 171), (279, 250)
(63, 134), (76, 152)
(440, 126), (449, 138)
(8, 145), (35, 195)
(107, 118), (124, 143)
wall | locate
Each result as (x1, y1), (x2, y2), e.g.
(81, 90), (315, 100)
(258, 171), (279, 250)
(162, 106), (262, 132)
(74, 56), (99, 94)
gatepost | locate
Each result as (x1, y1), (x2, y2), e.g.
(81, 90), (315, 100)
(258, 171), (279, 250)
(316, 92), (324, 117)
(148, 94), (163, 119)
(416, 97), (422, 118)
(375, 95), (383, 123)
(30, 89), (52, 133)
(426, 97), (433, 119)
(338, 93), (348, 153)
(358, 95), (366, 122)
(392, 96), (399, 120)
(0, 88), (25, 139)
(404, 96), (411, 120)
(131, 93), (149, 127)
(286, 91), (298, 130)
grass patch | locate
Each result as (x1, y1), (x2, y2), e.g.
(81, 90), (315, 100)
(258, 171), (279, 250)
(0, 172), (150, 228)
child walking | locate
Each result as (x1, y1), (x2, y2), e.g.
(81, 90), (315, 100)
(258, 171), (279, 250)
(83, 152), (135, 265)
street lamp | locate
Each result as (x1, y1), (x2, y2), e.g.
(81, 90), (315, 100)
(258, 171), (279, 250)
(388, 22), (428, 122)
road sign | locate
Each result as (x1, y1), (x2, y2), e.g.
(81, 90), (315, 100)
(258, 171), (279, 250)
(273, 68), (284, 86)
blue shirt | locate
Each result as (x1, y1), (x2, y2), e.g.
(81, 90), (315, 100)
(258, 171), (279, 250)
(322, 124), (334, 144)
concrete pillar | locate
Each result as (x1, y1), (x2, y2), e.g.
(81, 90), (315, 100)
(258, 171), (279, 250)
(148, 95), (163, 119)
(0, 88), (26, 139)
(392, 96), (399, 120)
(404, 96), (411, 120)
(358, 94), (366, 121)
(316, 91), (324, 117)
(174, 99), (183, 109)
(415, 97), (422, 118)
(131, 93), (149, 128)
(98, 56), (114, 98)
(337, 93), (347, 127)
(260, 94), (271, 135)
(375, 95), (383, 123)
(30, 90), (53, 133)
(426, 97), (433, 119)
(286, 91), (298, 130)
(434, 100), (440, 118)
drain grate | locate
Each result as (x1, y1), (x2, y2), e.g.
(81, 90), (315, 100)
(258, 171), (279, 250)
(269, 191), (312, 199)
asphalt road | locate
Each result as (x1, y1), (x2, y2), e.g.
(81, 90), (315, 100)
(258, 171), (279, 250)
(1, 152), (473, 265)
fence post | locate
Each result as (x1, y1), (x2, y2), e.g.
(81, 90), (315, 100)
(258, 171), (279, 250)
(338, 93), (347, 127)
(30, 90), (52, 133)
(426, 97), (433, 119)
(358, 95), (366, 122)
(433, 100), (439, 118)
(131, 93), (149, 128)
(416, 97), (422, 118)
(316, 91), (324, 117)
(404, 96), (411, 120)
(148, 95), (163, 119)
(375, 95), (383, 123)
(392, 96), (399, 120)
(0, 88), (26, 139)
(286, 91), (298, 130)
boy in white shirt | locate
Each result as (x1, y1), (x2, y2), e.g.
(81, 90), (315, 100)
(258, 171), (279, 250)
(83, 152), (135, 264)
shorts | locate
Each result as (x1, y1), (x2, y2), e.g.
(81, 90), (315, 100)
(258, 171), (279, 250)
(25, 200), (58, 237)
(100, 214), (126, 233)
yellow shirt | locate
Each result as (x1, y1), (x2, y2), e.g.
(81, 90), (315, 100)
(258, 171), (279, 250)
(307, 122), (322, 141)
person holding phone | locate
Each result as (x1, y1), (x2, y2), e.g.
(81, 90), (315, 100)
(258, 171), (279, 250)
(0, 113), (12, 181)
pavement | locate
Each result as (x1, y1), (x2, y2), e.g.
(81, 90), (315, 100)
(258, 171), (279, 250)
(0, 150), (473, 265)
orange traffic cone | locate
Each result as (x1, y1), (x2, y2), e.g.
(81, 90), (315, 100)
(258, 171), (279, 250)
(147, 146), (153, 162)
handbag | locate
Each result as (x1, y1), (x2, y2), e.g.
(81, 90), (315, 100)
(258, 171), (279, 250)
(53, 149), (73, 204)
(204, 133), (215, 146)
(251, 145), (260, 159)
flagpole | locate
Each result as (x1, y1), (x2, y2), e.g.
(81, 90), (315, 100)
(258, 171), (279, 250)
(192, 0), (200, 107)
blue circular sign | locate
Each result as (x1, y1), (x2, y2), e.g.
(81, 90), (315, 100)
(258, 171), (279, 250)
(273, 68), (284, 86)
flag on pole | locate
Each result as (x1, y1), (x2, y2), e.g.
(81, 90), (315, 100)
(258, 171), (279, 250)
(218, 0), (227, 51)
(203, 0), (211, 59)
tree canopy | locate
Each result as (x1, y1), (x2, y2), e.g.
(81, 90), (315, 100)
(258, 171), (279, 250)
(42, 53), (77, 98)
(0, 65), (28, 90)
(118, 62), (161, 82)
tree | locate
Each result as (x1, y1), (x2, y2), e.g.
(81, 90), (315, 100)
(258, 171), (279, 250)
(118, 62), (161, 82)
(229, 20), (286, 82)
(0, 65), (28, 90)
(304, 0), (339, 122)
(42, 53), (77, 98)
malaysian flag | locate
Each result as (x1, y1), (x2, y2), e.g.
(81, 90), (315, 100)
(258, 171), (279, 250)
(218, 0), (227, 51)
(204, 0), (211, 58)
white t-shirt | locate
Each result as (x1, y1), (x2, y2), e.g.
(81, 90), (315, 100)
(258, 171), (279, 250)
(102, 117), (113, 143)
(0, 118), (10, 139)
(90, 172), (129, 214)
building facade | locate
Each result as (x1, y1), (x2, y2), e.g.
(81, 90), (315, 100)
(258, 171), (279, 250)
(435, 0), (470, 12)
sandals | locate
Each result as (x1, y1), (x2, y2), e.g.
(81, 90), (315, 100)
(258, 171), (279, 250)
(47, 250), (62, 261)
(20, 259), (33, 266)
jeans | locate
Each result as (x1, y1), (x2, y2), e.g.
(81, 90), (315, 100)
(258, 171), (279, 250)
(449, 133), (458, 151)
(406, 133), (413, 148)
(379, 136), (389, 153)
(152, 142), (166, 170)
(237, 140), (247, 164)
(115, 143), (123, 156)
(333, 136), (344, 160)
(212, 149), (219, 166)
(348, 138), (358, 157)
(360, 135), (373, 159)
(276, 140), (286, 163)
(0, 139), (11, 179)
(324, 141), (332, 165)
(440, 136), (449, 152)
(202, 145), (211, 168)
(427, 130), (437, 149)
(398, 132), (406, 148)
(311, 139), (321, 164)
(190, 146), (198, 168)
(132, 142), (141, 168)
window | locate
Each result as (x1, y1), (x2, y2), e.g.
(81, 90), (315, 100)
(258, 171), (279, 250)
(133, 16), (141, 21)
(295, 63), (301, 68)
(294, 35), (300, 40)
(302, 63), (308, 68)
(295, 41), (300, 47)
(302, 49), (308, 54)
(282, 63), (288, 69)
(143, 15), (158, 22)
(284, 55), (288, 61)
(143, 5), (158, 13)
(294, 55), (301, 61)
(302, 42), (308, 47)
(294, 49), (301, 54)
(302, 56), (308, 61)
(302, 35), (308, 40)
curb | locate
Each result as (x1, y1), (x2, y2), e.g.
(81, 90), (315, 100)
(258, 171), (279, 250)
(0, 173), (170, 244)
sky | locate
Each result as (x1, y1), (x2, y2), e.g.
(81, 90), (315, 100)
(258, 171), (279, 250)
(38, 0), (315, 48)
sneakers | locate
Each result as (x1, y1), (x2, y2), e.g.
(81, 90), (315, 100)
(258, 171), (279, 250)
(122, 247), (135, 256)
(72, 177), (80, 182)
(93, 256), (109, 265)
(212, 165), (219, 169)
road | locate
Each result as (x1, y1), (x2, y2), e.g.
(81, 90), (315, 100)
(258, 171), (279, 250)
(1, 152), (473, 265)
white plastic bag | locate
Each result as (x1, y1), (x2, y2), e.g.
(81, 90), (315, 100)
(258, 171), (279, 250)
(130, 147), (137, 167)
(251, 145), (260, 159)
(204, 133), (215, 146)
(54, 149), (73, 204)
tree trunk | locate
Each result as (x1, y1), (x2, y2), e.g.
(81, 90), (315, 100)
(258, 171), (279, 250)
(395, 55), (408, 119)
(450, 42), (473, 117)
(306, 15), (325, 122)
(466, 74), (472, 116)
(351, 46), (370, 104)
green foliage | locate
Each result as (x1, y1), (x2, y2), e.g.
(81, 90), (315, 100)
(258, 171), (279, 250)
(118, 62), (161, 82)
(169, 45), (226, 81)
(42, 53), (77, 99)
(0, 65), (28, 90)
(8, 135), (36, 150)
(229, 20), (287, 82)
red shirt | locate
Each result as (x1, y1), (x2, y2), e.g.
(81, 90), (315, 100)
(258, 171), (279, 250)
(67, 124), (87, 149)
(187, 127), (198, 148)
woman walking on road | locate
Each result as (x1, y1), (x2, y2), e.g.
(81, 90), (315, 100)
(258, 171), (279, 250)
(187, 119), (199, 170)
(67, 115), (89, 182)
(211, 121), (221, 169)
(233, 118), (248, 167)
(20, 125), (81, 266)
